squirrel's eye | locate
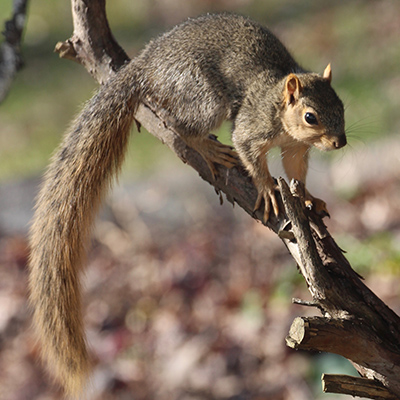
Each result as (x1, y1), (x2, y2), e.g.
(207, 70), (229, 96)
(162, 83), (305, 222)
(304, 112), (318, 125)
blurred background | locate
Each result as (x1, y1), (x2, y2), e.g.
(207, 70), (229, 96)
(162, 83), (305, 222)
(0, 0), (399, 399)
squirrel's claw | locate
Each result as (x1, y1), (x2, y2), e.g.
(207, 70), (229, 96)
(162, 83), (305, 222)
(194, 136), (239, 179)
(254, 183), (280, 223)
(305, 196), (330, 218)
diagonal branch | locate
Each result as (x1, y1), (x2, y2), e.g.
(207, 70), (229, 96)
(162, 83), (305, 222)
(56, 1), (400, 398)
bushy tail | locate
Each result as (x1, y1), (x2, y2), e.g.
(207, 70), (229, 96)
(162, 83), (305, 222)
(28, 62), (140, 397)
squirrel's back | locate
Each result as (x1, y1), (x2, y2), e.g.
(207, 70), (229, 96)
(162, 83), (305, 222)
(137, 13), (301, 134)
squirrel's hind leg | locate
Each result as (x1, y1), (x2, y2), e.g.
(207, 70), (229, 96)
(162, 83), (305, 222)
(184, 135), (239, 179)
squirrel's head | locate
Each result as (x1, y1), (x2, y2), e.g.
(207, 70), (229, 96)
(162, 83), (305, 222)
(281, 64), (346, 151)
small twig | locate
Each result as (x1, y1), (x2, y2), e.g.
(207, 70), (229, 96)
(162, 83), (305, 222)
(292, 298), (322, 310)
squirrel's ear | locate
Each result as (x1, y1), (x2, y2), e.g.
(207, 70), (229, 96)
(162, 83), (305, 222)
(323, 63), (332, 83)
(285, 74), (302, 105)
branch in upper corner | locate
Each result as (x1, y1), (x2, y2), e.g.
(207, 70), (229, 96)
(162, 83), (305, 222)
(54, 0), (129, 84)
(0, 0), (29, 103)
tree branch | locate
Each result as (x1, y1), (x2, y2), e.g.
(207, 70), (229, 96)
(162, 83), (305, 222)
(322, 375), (398, 400)
(0, 0), (29, 103)
(54, 0), (129, 84)
(57, 1), (400, 398)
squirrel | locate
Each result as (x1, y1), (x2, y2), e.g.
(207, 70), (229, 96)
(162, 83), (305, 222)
(28, 13), (346, 397)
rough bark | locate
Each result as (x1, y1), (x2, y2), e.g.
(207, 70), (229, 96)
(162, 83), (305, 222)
(56, 1), (400, 398)
(322, 375), (398, 400)
(55, 0), (129, 84)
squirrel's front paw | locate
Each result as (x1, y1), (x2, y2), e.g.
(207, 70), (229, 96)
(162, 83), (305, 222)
(305, 195), (330, 218)
(253, 181), (280, 222)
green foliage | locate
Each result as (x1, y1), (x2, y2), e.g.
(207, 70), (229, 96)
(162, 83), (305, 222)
(339, 232), (400, 275)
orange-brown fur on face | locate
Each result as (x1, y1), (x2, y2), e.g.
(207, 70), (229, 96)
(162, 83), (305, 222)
(281, 71), (346, 151)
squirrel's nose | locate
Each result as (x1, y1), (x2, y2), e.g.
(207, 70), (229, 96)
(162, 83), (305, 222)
(333, 134), (347, 149)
